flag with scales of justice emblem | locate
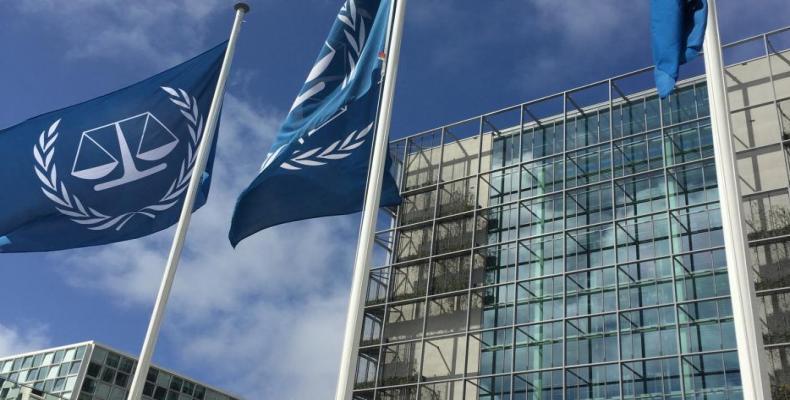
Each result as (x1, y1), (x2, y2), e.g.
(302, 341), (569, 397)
(230, 0), (401, 246)
(0, 43), (226, 252)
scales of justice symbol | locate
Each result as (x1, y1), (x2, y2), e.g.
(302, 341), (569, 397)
(71, 112), (179, 191)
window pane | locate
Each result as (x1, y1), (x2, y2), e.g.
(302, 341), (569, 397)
(469, 285), (515, 330)
(422, 336), (466, 381)
(514, 322), (563, 371)
(752, 238), (790, 292)
(737, 145), (789, 194)
(565, 314), (619, 365)
(622, 358), (681, 398)
(522, 121), (562, 160)
(521, 156), (563, 198)
(566, 224), (616, 271)
(566, 267), (617, 317)
(616, 214), (670, 263)
(519, 193), (563, 236)
(384, 301), (424, 342)
(566, 144), (612, 188)
(400, 190), (435, 225)
(565, 364), (620, 400)
(438, 178), (476, 217)
(389, 262), (428, 301)
(518, 234), (564, 279)
(420, 380), (463, 400)
(664, 121), (713, 166)
(613, 131), (663, 177)
(467, 330), (513, 376)
(380, 342), (421, 386)
(472, 243), (517, 287)
(731, 104), (781, 150)
(517, 277), (563, 324)
(431, 255), (470, 294)
(566, 183), (613, 229)
(743, 190), (790, 241)
(514, 370), (563, 399)
(620, 306), (678, 359)
(426, 295), (468, 337)
(614, 171), (666, 219)
(759, 291), (790, 345)
(667, 160), (718, 208)
(618, 258), (674, 309)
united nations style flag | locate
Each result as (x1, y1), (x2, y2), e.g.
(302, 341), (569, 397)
(0, 43), (227, 252)
(650, 0), (708, 98)
(229, 0), (401, 246)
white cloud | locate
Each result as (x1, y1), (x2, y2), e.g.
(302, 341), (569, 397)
(514, 1), (790, 91)
(517, 1), (650, 87)
(406, 0), (650, 91)
(12, 0), (227, 66)
(528, 0), (645, 43)
(718, 0), (790, 38)
(0, 323), (50, 357)
(170, 291), (349, 399)
(58, 92), (362, 398)
(8, 2), (369, 394)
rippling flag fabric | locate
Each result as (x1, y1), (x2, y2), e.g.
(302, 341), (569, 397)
(229, 0), (401, 247)
(651, 0), (708, 98)
(0, 43), (226, 252)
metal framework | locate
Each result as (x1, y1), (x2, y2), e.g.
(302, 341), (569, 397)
(353, 26), (790, 400)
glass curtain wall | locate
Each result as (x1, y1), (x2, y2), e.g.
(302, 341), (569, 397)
(354, 27), (790, 400)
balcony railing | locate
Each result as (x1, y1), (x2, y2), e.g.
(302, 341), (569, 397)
(437, 190), (477, 217)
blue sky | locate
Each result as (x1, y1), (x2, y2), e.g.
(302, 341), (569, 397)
(0, 1), (787, 398)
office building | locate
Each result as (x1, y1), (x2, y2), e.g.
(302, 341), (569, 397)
(0, 342), (239, 400)
(352, 26), (790, 399)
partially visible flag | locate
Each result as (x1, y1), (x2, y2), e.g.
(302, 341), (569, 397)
(229, 0), (401, 246)
(0, 43), (227, 252)
(650, 0), (708, 98)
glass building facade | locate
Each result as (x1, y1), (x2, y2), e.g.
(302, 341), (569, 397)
(353, 27), (790, 399)
(0, 342), (239, 400)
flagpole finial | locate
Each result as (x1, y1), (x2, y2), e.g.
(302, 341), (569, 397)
(234, 2), (250, 13)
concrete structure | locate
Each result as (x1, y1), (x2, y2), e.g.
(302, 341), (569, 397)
(352, 26), (790, 399)
(0, 342), (239, 400)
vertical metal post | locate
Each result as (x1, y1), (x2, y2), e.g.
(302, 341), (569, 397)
(125, 4), (249, 400)
(335, 1), (407, 399)
(608, 79), (625, 399)
(702, 0), (771, 398)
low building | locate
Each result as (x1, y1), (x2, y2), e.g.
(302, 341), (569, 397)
(0, 342), (240, 400)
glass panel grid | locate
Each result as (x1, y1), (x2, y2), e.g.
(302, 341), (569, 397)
(351, 38), (790, 397)
(0, 345), (87, 400)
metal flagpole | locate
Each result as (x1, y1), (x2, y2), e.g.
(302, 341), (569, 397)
(702, 0), (771, 398)
(335, 1), (407, 399)
(125, 3), (249, 400)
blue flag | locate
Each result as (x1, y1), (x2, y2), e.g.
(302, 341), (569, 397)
(0, 43), (226, 253)
(651, 0), (708, 98)
(230, 0), (401, 246)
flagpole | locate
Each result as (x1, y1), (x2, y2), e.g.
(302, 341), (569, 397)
(702, 0), (771, 398)
(335, 0), (407, 399)
(125, 4), (249, 400)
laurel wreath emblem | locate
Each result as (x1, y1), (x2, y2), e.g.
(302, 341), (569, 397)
(260, 0), (375, 173)
(279, 122), (372, 170)
(289, 0), (368, 113)
(33, 87), (203, 231)
(338, 0), (368, 88)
